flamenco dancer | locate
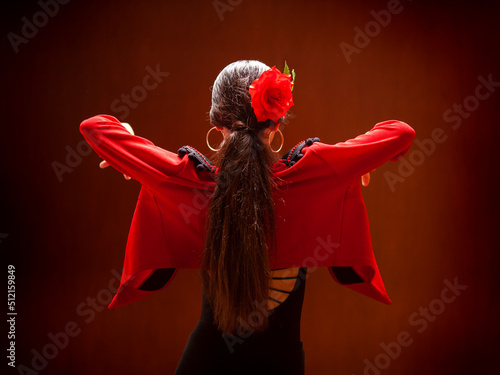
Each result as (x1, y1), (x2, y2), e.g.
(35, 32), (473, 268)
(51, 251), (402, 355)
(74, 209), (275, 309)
(80, 60), (415, 374)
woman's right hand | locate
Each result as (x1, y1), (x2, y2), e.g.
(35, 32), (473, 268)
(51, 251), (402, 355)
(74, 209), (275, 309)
(99, 160), (131, 180)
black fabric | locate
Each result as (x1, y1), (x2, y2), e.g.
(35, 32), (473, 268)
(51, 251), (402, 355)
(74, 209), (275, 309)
(177, 146), (217, 173)
(331, 266), (364, 284)
(175, 268), (308, 375)
(138, 268), (176, 291)
(279, 137), (321, 167)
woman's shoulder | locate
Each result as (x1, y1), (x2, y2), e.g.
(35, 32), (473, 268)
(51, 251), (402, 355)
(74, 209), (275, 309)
(277, 137), (322, 167)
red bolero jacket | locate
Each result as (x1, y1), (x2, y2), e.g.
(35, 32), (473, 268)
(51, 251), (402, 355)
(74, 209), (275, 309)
(80, 115), (415, 309)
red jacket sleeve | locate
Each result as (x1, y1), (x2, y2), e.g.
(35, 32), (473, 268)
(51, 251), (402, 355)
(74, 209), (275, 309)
(80, 115), (186, 189)
(310, 120), (415, 179)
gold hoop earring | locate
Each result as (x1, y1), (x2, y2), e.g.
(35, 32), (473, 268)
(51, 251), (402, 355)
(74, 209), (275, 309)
(269, 129), (284, 153)
(206, 126), (223, 151)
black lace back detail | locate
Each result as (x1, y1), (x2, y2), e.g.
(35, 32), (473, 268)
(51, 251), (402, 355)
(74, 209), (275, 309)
(178, 137), (320, 173)
(177, 146), (217, 173)
(279, 137), (320, 167)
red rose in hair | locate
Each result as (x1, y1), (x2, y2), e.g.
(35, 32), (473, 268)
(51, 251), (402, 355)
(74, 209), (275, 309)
(249, 66), (294, 123)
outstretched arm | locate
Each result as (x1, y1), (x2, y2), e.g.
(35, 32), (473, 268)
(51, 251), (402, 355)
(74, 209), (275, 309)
(310, 120), (415, 181)
(80, 115), (185, 189)
(99, 122), (134, 180)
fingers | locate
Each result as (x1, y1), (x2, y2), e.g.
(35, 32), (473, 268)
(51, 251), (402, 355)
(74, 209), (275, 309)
(121, 122), (135, 135)
(100, 160), (132, 180)
(361, 172), (370, 187)
(362, 169), (376, 187)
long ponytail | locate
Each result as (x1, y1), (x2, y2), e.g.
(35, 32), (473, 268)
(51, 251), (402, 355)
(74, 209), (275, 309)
(203, 61), (277, 335)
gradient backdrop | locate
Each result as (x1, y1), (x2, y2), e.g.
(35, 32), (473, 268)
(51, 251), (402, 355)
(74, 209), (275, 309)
(2, 0), (499, 374)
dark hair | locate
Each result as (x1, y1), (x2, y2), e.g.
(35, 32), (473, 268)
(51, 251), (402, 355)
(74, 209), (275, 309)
(203, 60), (278, 335)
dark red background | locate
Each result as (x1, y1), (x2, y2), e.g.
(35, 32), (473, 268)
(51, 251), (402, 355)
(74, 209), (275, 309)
(2, 0), (499, 374)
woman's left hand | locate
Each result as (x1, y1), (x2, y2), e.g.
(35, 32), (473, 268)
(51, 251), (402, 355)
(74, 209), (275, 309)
(361, 169), (375, 187)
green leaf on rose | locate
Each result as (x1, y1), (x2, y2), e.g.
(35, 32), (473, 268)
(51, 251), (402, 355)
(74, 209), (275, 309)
(284, 61), (290, 75)
(283, 61), (296, 92)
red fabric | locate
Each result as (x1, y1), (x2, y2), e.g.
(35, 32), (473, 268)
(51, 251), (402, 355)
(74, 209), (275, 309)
(80, 115), (415, 309)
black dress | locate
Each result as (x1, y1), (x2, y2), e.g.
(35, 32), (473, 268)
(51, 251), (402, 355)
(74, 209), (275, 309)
(175, 267), (308, 375)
